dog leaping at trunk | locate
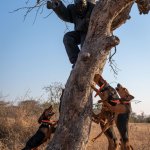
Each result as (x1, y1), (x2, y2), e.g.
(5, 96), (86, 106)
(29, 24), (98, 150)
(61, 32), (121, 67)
(22, 105), (58, 150)
(91, 74), (134, 150)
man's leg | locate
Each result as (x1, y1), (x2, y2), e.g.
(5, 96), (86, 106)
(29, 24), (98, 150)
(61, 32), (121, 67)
(63, 31), (81, 64)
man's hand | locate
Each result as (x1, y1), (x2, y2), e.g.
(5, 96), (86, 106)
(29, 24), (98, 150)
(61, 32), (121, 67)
(47, 1), (52, 9)
(47, 0), (61, 9)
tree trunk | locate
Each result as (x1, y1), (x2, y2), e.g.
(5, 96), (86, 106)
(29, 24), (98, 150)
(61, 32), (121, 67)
(46, 0), (135, 150)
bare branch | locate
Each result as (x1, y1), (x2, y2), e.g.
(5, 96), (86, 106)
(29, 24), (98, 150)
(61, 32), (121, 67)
(43, 11), (53, 18)
(108, 55), (121, 78)
(10, 0), (51, 23)
(111, 2), (134, 31)
(25, 0), (30, 5)
(33, 4), (42, 24)
(136, 0), (150, 14)
(108, 42), (120, 77)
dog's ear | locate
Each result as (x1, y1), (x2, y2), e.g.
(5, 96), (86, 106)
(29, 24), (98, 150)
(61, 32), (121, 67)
(48, 105), (53, 111)
(127, 95), (134, 101)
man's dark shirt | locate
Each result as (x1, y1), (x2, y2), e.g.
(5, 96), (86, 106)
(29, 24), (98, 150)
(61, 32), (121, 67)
(53, 1), (95, 33)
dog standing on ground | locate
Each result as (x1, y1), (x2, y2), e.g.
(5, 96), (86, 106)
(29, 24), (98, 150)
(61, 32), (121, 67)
(92, 74), (134, 150)
(22, 105), (57, 150)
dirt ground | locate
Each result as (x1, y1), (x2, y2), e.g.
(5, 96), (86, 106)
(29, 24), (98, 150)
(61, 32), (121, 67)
(87, 123), (150, 150)
(1, 101), (150, 150)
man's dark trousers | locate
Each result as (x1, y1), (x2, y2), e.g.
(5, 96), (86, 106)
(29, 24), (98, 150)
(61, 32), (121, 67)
(63, 31), (86, 64)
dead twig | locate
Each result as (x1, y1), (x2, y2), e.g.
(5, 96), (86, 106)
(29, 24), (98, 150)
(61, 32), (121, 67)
(10, 0), (51, 23)
(108, 47), (120, 78)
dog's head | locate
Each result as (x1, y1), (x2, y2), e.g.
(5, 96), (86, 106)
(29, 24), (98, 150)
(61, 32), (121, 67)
(116, 84), (134, 101)
(38, 105), (55, 123)
(45, 105), (55, 119)
(94, 74), (107, 87)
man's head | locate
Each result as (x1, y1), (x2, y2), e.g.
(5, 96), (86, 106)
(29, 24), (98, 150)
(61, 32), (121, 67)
(74, 0), (87, 15)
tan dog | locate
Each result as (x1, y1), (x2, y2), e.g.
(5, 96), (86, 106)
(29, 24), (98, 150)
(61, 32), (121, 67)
(92, 74), (134, 150)
(104, 83), (134, 114)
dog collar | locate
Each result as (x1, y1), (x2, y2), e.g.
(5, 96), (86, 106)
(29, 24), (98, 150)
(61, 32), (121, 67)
(111, 99), (130, 104)
(94, 83), (109, 97)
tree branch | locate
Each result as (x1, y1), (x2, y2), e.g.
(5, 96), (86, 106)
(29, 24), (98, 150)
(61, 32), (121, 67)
(10, 0), (49, 22)
(111, 2), (134, 31)
(136, 0), (150, 14)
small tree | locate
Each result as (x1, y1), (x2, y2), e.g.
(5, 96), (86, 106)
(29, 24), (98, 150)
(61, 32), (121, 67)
(44, 82), (64, 104)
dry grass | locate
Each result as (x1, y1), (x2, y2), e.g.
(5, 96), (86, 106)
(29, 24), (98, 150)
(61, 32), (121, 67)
(0, 101), (150, 150)
(87, 123), (150, 150)
(0, 100), (58, 150)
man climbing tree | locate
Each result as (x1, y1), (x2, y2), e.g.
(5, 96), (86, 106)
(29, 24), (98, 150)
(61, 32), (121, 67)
(47, 0), (95, 68)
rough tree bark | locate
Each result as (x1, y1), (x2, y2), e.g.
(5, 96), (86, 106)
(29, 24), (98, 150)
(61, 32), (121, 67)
(46, 0), (148, 150)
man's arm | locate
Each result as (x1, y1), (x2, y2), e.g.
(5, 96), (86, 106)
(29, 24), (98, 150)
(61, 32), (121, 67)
(47, 0), (73, 23)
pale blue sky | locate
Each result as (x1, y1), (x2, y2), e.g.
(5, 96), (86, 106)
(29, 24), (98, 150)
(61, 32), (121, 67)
(0, 1), (150, 114)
